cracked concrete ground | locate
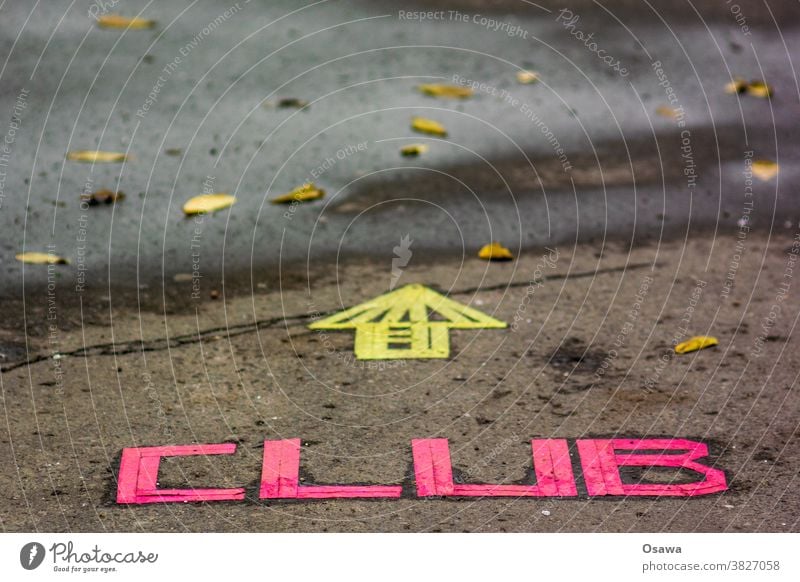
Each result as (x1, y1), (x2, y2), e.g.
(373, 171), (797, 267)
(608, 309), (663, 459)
(1, 232), (798, 532)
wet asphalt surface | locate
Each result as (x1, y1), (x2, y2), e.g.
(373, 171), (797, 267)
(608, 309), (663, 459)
(1, 0), (799, 296)
(1, 1), (799, 532)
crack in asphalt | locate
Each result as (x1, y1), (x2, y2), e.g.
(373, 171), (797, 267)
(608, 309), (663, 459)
(0, 262), (655, 374)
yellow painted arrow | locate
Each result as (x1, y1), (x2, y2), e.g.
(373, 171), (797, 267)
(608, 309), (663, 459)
(308, 284), (506, 360)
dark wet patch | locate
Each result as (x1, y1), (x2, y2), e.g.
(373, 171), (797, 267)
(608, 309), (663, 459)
(753, 448), (776, 462)
(490, 389), (512, 399)
(0, 339), (28, 363)
(557, 382), (595, 394)
(547, 337), (607, 375)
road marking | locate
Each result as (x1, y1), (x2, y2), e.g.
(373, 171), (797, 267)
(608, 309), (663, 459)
(577, 439), (728, 496)
(116, 444), (245, 504)
(411, 438), (577, 497)
(308, 284), (506, 359)
(116, 438), (727, 504)
(260, 439), (401, 499)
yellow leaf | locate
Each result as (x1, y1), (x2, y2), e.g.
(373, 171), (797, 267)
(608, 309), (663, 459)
(270, 183), (325, 204)
(751, 159), (778, 181)
(724, 77), (747, 94)
(400, 144), (429, 157)
(182, 193), (236, 215)
(516, 70), (539, 84)
(674, 336), (718, 354)
(478, 242), (513, 261)
(655, 105), (679, 119)
(725, 77), (773, 98)
(745, 80), (773, 98)
(417, 84), (473, 99)
(16, 252), (69, 265)
(411, 117), (447, 137)
(67, 150), (128, 163)
(97, 14), (156, 29)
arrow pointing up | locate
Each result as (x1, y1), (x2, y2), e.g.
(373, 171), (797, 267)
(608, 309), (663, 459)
(308, 284), (506, 360)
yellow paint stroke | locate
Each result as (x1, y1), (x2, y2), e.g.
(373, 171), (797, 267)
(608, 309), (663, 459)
(417, 84), (473, 99)
(411, 117), (447, 137)
(67, 150), (128, 163)
(400, 144), (429, 157)
(308, 284), (506, 360)
(752, 160), (779, 181)
(478, 242), (514, 261)
(674, 336), (718, 354)
(16, 252), (69, 265)
(182, 193), (235, 215)
(97, 15), (156, 29)
(270, 183), (325, 204)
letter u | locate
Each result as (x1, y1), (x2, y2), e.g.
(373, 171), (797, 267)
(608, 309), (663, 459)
(411, 438), (576, 497)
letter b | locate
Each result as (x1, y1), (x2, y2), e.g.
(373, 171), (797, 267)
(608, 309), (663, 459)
(576, 439), (727, 496)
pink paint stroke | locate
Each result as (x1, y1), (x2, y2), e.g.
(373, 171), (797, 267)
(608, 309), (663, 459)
(259, 439), (401, 499)
(577, 438), (728, 497)
(412, 438), (576, 497)
(116, 443), (245, 504)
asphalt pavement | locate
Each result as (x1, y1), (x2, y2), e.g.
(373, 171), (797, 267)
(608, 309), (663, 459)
(0, 0), (798, 297)
(0, 0), (799, 532)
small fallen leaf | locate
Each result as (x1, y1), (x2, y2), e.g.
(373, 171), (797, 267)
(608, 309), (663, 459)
(400, 144), (429, 157)
(724, 77), (747, 94)
(16, 252), (69, 265)
(752, 159), (778, 181)
(96, 14), (156, 29)
(182, 193), (235, 215)
(262, 98), (309, 109)
(745, 80), (773, 98)
(655, 105), (679, 119)
(725, 77), (773, 98)
(164, 148), (182, 156)
(516, 70), (539, 84)
(81, 189), (125, 205)
(270, 183), (325, 204)
(279, 98), (309, 108)
(417, 84), (473, 99)
(674, 336), (718, 354)
(478, 242), (513, 261)
(67, 150), (128, 163)
(411, 117), (447, 137)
